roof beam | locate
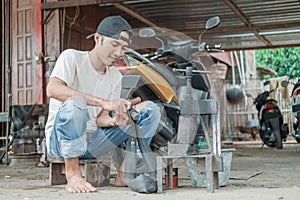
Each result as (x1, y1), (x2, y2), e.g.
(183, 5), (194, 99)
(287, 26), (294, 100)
(112, 2), (159, 27)
(224, 0), (273, 47)
(225, 43), (300, 51)
(41, 0), (126, 10)
(182, 22), (300, 35)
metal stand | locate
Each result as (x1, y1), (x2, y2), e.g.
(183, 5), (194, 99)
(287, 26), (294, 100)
(156, 153), (223, 193)
(157, 67), (223, 193)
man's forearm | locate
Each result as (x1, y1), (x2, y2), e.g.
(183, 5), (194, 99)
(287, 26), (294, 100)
(47, 77), (107, 107)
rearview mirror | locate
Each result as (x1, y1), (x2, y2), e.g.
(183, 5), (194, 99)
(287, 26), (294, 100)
(281, 80), (289, 87)
(139, 28), (156, 38)
(263, 80), (271, 86)
(206, 16), (220, 30)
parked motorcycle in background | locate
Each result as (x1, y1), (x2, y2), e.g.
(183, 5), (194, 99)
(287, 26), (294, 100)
(282, 80), (300, 143)
(253, 82), (288, 149)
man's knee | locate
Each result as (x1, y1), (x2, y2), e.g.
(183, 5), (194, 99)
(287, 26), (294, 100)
(55, 98), (89, 139)
(149, 102), (161, 119)
(137, 102), (161, 127)
(59, 98), (89, 122)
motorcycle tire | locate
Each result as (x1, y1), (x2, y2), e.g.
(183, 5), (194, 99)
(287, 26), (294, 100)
(274, 129), (283, 149)
(281, 123), (289, 139)
(295, 136), (300, 143)
(260, 132), (275, 148)
(294, 130), (300, 143)
(146, 62), (178, 87)
(260, 121), (273, 147)
(111, 105), (177, 170)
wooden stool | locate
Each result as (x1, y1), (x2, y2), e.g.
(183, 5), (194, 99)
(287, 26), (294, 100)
(49, 158), (111, 187)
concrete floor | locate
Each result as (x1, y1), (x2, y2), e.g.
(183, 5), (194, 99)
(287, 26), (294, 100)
(0, 144), (300, 200)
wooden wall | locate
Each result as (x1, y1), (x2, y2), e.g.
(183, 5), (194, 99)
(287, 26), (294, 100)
(43, 3), (113, 104)
(1, 2), (3, 111)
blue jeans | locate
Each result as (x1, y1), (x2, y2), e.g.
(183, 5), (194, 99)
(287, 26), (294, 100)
(48, 99), (161, 160)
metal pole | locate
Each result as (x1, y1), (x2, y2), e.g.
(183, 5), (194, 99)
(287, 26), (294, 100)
(5, 65), (12, 165)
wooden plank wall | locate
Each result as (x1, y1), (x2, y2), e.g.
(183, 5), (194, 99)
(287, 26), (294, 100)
(225, 79), (293, 141)
(43, 2), (111, 105)
(225, 80), (262, 140)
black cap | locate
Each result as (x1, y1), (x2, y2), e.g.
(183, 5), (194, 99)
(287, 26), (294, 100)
(86, 15), (133, 44)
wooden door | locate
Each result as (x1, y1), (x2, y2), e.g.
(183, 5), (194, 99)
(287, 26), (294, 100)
(11, 0), (44, 105)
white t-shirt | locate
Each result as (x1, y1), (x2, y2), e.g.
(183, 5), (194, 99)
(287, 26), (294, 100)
(45, 49), (122, 150)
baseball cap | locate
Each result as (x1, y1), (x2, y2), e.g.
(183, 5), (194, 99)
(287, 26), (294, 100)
(86, 15), (133, 44)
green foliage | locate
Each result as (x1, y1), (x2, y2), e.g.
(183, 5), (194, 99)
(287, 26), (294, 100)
(255, 47), (300, 79)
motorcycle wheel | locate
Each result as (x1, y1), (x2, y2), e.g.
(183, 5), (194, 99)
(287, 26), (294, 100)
(111, 107), (177, 171)
(294, 130), (300, 143)
(295, 136), (300, 143)
(274, 129), (283, 149)
(260, 121), (277, 148)
(112, 82), (178, 170)
(260, 121), (274, 147)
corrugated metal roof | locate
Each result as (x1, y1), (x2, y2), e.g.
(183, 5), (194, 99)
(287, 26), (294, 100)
(41, 0), (300, 50)
(115, 0), (300, 50)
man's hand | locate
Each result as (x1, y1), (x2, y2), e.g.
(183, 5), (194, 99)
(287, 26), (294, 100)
(97, 97), (141, 127)
(96, 110), (129, 127)
(129, 97), (141, 106)
(103, 98), (131, 112)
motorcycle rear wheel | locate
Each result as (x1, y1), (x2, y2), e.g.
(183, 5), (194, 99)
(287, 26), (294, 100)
(274, 129), (283, 149)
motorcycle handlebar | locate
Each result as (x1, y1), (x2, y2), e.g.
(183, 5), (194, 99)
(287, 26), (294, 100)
(142, 48), (173, 59)
(142, 52), (157, 58)
(205, 44), (223, 51)
(254, 89), (277, 105)
(142, 42), (223, 59)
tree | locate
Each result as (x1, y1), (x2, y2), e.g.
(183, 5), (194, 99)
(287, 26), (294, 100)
(255, 47), (300, 79)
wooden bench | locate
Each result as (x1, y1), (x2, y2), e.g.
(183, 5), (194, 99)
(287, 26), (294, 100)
(49, 158), (111, 187)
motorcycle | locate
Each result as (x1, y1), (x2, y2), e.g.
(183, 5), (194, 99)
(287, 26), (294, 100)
(116, 16), (223, 158)
(281, 80), (300, 143)
(253, 84), (288, 149)
(112, 17), (226, 193)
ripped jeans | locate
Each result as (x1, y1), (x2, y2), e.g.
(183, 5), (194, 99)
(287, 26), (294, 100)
(48, 99), (161, 160)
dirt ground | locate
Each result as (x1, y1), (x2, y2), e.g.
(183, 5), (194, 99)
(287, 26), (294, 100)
(0, 143), (300, 200)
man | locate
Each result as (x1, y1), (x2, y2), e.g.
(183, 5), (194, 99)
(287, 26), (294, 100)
(45, 15), (160, 193)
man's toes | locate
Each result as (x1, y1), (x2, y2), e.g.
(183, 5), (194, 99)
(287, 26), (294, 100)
(65, 185), (76, 193)
(90, 187), (97, 192)
(84, 182), (97, 192)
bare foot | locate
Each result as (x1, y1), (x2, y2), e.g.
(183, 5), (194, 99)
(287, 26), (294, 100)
(114, 171), (127, 187)
(66, 173), (97, 193)
(64, 158), (97, 193)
